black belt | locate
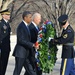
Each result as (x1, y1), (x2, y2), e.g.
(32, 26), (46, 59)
(63, 43), (74, 46)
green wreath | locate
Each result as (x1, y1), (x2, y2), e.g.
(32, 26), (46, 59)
(36, 21), (58, 73)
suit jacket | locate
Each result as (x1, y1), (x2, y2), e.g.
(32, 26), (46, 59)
(29, 22), (38, 43)
(28, 22), (39, 68)
(0, 19), (11, 52)
(13, 21), (33, 58)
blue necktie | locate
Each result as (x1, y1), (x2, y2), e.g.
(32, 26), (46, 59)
(36, 26), (39, 31)
(27, 26), (29, 31)
(27, 26), (30, 34)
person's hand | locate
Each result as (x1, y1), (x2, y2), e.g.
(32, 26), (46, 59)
(49, 39), (55, 48)
(34, 42), (40, 49)
(48, 37), (53, 42)
(49, 39), (54, 44)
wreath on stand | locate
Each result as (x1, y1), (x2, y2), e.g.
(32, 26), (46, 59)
(35, 20), (58, 74)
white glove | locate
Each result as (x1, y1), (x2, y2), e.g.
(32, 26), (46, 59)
(48, 37), (53, 42)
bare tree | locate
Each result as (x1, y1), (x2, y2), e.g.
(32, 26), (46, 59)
(2, 0), (74, 35)
(29, 0), (75, 36)
(0, 0), (34, 34)
(0, 0), (13, 20)
(9, 0), (38, 34)
(10, 0), (28, 21)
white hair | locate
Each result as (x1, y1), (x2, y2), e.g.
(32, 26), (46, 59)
(32, 13), (41, 21)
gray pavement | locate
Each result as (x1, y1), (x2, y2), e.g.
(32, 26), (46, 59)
(5, 35), (73, 75)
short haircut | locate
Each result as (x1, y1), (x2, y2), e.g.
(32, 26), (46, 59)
(32, 13), (41, 21)
(22, 11), (31, 19)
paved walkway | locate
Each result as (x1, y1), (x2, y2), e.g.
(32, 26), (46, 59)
(5, 35), (74, 75)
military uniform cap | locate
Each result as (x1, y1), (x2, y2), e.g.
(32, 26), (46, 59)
(0, 9), (10, 15)
(58, 14), (68, 26)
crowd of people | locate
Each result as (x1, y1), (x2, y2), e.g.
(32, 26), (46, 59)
(0, 8), (75, 75)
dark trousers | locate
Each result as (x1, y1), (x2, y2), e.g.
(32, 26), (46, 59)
(13, 57), (37, 75)
(29, 49), (42, 75)
(0, 51), (10, 75)
(60, 58), (75, 75)
(36, 68), (42, 75)
(25, 58), (42, 75)
(0, 50), (1, 75)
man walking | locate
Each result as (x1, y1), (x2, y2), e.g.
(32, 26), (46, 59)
(29, 13), (42, 75)
(13, 11), (37, 75)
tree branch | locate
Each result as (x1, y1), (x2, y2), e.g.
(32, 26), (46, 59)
(0, 0), (3, 9)
(2, 0), (13, 10)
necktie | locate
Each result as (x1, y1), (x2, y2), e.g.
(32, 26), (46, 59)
(36, 26), (39, 31)
(27, 26), (30, 34)
(26, 26), (31, 40)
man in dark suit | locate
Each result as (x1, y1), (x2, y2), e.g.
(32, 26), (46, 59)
(0, 9), (11, 75)
(29, 13), (42, 75)
(13, 11), (37, 75)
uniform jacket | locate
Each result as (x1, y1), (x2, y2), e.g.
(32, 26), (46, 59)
(13, 21), (33, 58)
(54, 25), (74, 58)
(0, 19), (11, 52)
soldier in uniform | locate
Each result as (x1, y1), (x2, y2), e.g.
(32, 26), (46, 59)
(49, 14), (75, 75)
(0, 9), (11, 75)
